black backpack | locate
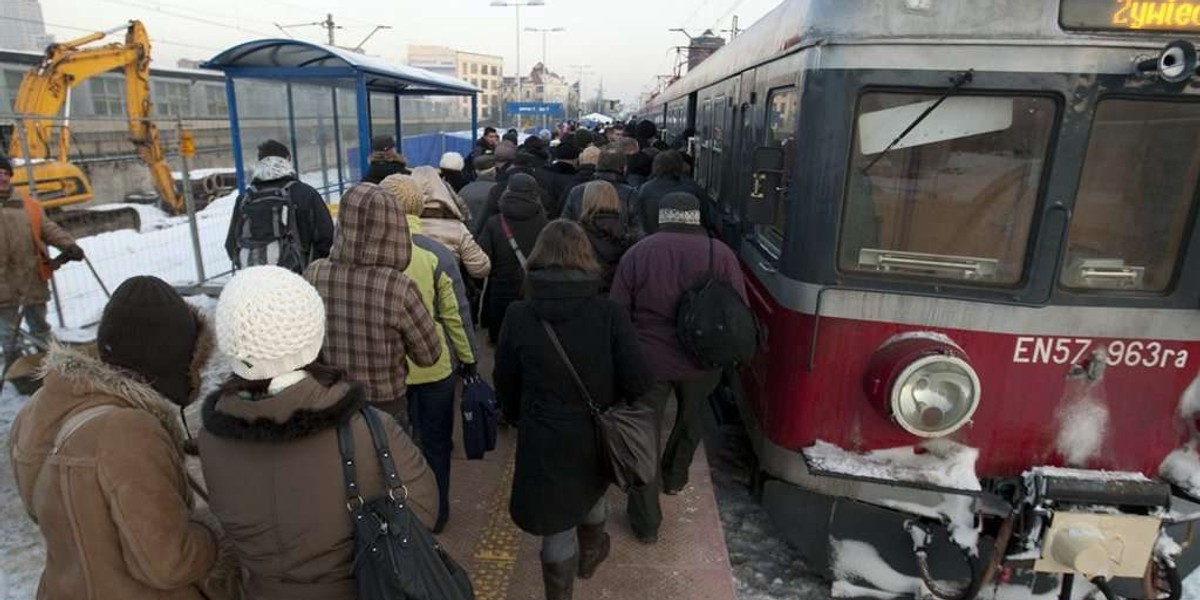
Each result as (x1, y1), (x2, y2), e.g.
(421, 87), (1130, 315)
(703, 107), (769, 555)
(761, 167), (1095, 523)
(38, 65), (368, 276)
(338, 408), (476, 600)
(235, 181), (306, 272)
(675, 238), (758, 369)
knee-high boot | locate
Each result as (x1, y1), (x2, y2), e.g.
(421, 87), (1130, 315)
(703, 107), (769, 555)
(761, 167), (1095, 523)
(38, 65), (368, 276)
(576, 522), (611, 579)
(541, 554), (578, 600)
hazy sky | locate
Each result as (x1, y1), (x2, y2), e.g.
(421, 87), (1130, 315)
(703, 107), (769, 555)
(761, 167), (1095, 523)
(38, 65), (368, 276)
(36, 0), (783, 105)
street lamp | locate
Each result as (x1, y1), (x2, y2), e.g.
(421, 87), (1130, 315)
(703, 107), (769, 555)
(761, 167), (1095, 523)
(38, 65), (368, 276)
(524, 26), (565, 67)
(491, 0), (545, 126)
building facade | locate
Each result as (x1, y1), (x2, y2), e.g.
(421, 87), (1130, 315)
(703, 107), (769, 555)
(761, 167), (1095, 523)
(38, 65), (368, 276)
(0, 0), (53, 53)
(407, 45), (503, 122)
(500, 62), (571, 125)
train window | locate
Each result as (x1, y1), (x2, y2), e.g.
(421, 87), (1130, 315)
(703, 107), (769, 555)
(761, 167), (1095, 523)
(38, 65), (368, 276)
(841, 92), (1056, 285)
(711, 97), (726, 195)
(1061, 99), (1200, 293)
(758, 88), (799, 250)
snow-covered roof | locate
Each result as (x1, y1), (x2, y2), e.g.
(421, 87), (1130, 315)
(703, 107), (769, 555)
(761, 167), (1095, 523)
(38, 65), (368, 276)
(202, 39), (478, 96)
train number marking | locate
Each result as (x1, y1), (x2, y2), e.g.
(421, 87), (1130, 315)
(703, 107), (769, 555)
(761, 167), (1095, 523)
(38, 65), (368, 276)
(1012, 337), (1189, 369)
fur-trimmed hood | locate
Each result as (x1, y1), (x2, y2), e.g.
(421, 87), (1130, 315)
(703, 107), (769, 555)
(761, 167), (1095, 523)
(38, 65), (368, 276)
(201, 376), (365, 443)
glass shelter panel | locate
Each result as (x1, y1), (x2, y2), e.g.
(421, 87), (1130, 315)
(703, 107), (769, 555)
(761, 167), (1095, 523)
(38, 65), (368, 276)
(1061, 99), (1200, 292)
(841, 92), (1057, 285)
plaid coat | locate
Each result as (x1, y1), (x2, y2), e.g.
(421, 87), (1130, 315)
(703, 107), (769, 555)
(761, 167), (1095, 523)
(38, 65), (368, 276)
(305, 183), (441, 405)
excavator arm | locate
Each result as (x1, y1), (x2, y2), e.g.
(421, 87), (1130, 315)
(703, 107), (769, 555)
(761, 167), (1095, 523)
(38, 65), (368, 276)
(8, 20), (184, 214)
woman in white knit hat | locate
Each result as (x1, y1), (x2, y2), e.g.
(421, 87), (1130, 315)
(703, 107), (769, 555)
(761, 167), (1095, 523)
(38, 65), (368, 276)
(198, 266), (438, 600)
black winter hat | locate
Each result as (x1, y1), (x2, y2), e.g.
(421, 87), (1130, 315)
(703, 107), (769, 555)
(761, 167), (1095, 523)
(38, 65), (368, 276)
(636, 119), (658, 140)
(507, 172), (539, 195)
(658, 192), (702, 227)
(0, 155), (12, 175)
(98, 276), (201, 407)
(573, 129), (594, 149)
(371, 135), (396, 152)
(555, 143), (581, 161)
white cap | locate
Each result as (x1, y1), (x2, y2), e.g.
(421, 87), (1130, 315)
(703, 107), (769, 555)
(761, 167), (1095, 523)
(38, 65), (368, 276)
(439, 152), (465, 172)
(216, 266), (325, 381)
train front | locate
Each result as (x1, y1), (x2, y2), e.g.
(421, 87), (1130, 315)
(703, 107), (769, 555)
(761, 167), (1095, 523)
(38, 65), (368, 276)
(738, 1), (1200, 598)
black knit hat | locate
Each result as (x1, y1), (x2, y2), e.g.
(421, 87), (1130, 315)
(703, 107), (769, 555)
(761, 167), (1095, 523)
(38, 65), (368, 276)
(371, 135), (396, 152)
(636, 119), (658, 140)
(555, 143), (581, 161)
(507, 172), (539, 195)
(97, 276), (200, 407)
(573, 129), (594, 149)
(0, 155), (12, 175)
(658, 192), (702, 227)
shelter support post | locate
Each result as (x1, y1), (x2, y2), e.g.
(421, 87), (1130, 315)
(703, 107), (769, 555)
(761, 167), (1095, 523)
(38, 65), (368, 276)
(394, 95), (402, 152)
(331, 87), (344, 196)
(355, 74), (371, 180)
(286, 83), (299, 166)
(471, 94), (479, 143)
(225, 79), (246, 192)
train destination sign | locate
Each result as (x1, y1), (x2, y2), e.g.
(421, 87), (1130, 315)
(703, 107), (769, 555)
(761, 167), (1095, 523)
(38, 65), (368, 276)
(1062, 0), (1200, 32)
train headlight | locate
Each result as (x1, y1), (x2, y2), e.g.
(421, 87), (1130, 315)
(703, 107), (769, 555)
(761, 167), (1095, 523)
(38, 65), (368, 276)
(863, 334), (981, 438)
(890, 354), (980, 438)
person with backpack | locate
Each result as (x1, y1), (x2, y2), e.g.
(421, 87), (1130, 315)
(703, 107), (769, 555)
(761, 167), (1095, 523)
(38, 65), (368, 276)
(224, 140), (334, 273)
(609, 192), (749, 544)
(636, 150), (712, 235)
(0, 155), (84, 375)
(477, 173), (548, 343)
(494, 220), (652, 600)
(10, 276), (232, 600)
(199, 265), (439, 600)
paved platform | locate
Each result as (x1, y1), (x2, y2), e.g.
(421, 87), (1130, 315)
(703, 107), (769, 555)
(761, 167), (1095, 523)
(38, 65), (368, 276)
(438, 423), (739, 600)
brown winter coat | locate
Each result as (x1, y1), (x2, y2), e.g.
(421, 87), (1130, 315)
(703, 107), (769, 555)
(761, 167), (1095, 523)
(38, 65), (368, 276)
(0, 197), (75, 308)
(305, 183), (442, 406)
(198, 377), (437, 600)
(8, 345), (220, 600)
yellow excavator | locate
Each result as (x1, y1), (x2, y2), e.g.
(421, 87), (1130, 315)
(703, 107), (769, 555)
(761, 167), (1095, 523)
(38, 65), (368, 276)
(7, 20), (183, 237)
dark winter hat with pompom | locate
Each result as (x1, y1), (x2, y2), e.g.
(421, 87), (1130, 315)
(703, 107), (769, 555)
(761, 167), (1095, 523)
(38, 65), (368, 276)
(97, 276), (202, 406)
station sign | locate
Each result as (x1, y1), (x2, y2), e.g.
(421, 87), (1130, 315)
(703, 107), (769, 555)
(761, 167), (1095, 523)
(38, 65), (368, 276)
(506, 102), (565, 117)
(1062, 0), (1200, 32)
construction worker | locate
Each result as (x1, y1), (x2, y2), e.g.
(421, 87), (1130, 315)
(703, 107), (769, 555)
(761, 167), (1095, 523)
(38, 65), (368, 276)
(0, 156), (84, 373)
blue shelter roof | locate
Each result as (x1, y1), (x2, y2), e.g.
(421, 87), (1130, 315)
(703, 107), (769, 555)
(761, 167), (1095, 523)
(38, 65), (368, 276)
(202, 39), (479, 96)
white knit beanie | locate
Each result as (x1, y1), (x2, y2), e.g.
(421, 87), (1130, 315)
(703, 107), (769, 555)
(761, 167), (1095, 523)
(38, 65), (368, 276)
(439, 151), (464, 172)
(216, 266), (326, 382)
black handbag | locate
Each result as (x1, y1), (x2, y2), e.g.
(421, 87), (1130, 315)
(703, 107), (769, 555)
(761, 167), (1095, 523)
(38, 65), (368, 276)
(541, 320), (658, 491)
(337, 408), (476, 600)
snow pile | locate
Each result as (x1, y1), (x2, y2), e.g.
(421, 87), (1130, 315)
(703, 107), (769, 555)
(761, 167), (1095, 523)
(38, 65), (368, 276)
(1054, 382), (1110, 467)
(803, 439), (982, 492)
(1160, 443), (1200, 498)
(1178, 374), (1200, 420)
(831, 539), (924, 598)
(0, 386), (44, 600)
(879, 331), (962, 351)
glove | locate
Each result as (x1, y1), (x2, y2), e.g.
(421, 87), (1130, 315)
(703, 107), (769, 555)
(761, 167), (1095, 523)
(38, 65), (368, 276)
(62, 245), (84, 262)
(458, 362), (477, 379)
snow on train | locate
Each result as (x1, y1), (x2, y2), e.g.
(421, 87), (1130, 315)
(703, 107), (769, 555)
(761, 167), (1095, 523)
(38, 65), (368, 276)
(639, 0), (1200, 598)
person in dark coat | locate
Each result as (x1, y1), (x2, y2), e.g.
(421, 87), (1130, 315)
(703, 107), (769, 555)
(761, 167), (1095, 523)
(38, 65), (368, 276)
(462, 155), (500, 232)
(463, 127), (499, 181)
(535, 144), (580, 219)
(224, 140), (334, 273)
(561, 148), (642, 235)
(609, 192), (747, 544)
(579, 181), (634, 292)
(474, 151), (550, 236)
(363, 135), (410, 184)
(477, 173), (548, 342)
(634, 119), (660, 151)
(494, 220), (652, 600)
(636, 150), (713, 234)
(626, 151), (654, 189)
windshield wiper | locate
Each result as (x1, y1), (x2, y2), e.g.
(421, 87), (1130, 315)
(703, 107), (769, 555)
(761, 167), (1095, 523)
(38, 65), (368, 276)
(863, 70), (975, 173)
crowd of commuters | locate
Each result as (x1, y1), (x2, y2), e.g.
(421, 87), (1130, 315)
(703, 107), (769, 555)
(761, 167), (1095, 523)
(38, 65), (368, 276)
(6, 117), (748, 600)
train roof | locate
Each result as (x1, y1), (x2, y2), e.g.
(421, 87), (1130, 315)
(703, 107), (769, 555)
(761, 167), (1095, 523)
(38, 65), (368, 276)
(646, 0), (1200, 110)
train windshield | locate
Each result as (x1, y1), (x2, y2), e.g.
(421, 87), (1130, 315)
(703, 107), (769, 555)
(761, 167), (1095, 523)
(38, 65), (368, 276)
(841, 92), (1057, 284)
(1060, 99), (1200, 292)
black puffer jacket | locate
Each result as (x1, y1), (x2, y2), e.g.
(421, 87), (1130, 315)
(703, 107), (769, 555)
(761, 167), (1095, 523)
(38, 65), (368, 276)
(581, 211), (634, 292)
(494, 268), (652, 535)
(534, 161), (578, 219)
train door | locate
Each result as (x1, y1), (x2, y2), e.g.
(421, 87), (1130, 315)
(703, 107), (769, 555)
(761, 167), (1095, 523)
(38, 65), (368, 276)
(740, 58), (803, 419)
(724, 69), (758, 247)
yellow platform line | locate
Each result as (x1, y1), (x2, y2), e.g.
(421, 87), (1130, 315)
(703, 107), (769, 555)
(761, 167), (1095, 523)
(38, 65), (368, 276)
(470, 453), (523, 600)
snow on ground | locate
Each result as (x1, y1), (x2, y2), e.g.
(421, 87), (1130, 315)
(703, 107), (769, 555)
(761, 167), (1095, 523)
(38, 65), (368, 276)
(0, 385), (42, 600)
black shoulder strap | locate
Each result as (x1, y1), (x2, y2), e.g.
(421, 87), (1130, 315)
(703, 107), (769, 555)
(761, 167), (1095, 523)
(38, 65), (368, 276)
(707, 237), (716, 282)
(336, 417), (361, 504)
(541, 320), (600, 414)
(361, 408), (406, 493)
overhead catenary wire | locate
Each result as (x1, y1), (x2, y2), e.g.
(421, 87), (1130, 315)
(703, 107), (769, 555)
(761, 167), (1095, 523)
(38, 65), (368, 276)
(0, 15), (223, 52)
(97, 0), (278, 37)
(709, 0), (748, 31)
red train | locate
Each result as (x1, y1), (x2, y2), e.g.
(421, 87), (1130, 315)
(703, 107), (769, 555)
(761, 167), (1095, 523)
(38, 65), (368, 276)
(640, 1), (1200, 598)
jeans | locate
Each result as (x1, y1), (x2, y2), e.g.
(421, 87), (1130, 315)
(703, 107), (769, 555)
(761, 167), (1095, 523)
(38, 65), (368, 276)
(625, 370), (721, 538)
(1, 304), (51, 361)
(541, 498), (607, 563)
(407, 375), (457, 529)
